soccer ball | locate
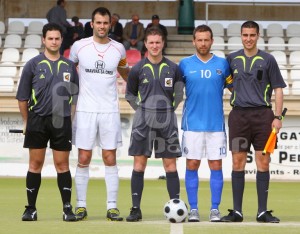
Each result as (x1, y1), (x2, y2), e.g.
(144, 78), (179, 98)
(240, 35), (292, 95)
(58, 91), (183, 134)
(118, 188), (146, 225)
(163, 198), (188, 223)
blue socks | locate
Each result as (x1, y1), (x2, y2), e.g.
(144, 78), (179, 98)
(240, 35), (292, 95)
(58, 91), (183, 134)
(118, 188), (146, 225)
(210, 169), (223, 210)
(185, 169), (199, 210)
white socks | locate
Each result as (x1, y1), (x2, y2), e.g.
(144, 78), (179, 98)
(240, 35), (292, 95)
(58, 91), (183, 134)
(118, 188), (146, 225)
(75, 165), (119, 210)
(75, 166), (89, 208)
(105, 165), (119, 210)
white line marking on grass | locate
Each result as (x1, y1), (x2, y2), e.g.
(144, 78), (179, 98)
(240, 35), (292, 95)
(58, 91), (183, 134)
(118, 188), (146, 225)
(170, 223), (183, 234)
(141, 220), (300, 227)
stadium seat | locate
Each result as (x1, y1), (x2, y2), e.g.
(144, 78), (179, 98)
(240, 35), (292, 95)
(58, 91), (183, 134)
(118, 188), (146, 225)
(0, 21), (5, 34)
(270, 51), (287, 66)
(3, 34), (22, 48)
(258, 23), (264, 37)
(227, 36), (242, 51)
(63, 48), (70, 59)
(289, 51), (300, 65)
(227, 23), (241, 37)
(0, 77), (14, 92)
(21, 48), (40, 62)
(211, 50), (225, 58)
(7, 21), (25, 34)
(24, 34), (42, 48)
(290, 66), (300, 80)
(1, 48), (20, 62)
(126, 49), (142, 67)
(211, 36), (225, 51)
(279, 68), (288, 80)
(267, 37), (285, 51)
(257, 37), (265, 50)
(0, 62), (18, 78)
(283, 81), (289, 95)
(288, 37), (300, 51)
(209, 23), (224, 37)
(266, 23), (284, 37)
(291, 80), (300, 95)
(286, 23), (300, 38)
(27, 21), (44, 34)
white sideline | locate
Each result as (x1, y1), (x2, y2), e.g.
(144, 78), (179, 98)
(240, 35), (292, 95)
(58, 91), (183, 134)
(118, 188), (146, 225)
(170, 223), (183, 234)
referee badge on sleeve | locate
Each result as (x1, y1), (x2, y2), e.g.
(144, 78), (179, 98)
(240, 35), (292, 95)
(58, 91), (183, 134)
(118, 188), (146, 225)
(165, 78), (173, 87)
(63, 72), (71, 82)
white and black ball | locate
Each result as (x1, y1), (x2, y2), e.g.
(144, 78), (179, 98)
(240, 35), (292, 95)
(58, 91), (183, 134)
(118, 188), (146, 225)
(163, 198), (188, 223)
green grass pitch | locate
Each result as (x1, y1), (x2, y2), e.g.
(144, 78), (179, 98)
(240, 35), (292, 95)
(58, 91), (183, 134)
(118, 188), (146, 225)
(1, 178), (299, 234)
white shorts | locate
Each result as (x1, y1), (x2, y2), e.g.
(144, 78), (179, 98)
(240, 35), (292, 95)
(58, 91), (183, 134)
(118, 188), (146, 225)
(72, 112), (122, 150)
(182, 131), (227, 160)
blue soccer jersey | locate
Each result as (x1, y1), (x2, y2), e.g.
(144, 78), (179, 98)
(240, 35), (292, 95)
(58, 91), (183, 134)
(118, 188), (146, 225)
(179, 54), (232, 131)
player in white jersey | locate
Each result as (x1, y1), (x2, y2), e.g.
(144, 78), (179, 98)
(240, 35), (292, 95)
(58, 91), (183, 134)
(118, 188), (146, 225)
(69, 7), (129, 221)
(179, 25), (232, 222)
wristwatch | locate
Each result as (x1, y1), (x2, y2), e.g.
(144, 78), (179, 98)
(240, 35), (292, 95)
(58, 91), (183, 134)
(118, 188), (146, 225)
(274, 115), (283, 120)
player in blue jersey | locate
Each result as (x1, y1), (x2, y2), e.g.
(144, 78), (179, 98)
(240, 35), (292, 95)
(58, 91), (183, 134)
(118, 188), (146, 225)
(179, 24), (232, 222)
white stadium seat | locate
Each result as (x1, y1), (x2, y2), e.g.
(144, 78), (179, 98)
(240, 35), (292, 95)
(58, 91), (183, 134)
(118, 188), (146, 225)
(291, 81), (300, 95)
(0, 77), (14, 92)
(0, 21), (5, 34)
(0, 62), (17, 78)
(290, 66), (300, 80)
(1, 48), (20, 62)
(266, 23), (284, 37)
(209, 23), (224, 37)
(27, 21), (44, 34)
(288, 37), (300, 51)
(257, 37), (265, 50)
(212, 50), (225, 58)
(21, 48), (40, 62)
(24, 34), (42, 48)
(268, 37), (285, 51)
(3, 34), (22, 48)
(270, 51), (287, 66)
(283, 81), (289, 95)
(227, 36), (242, 51)
(7, 21), (25, 34)
(286, 23), (300, 37)
(289, 51), (300, 65)
(211, 36), (225, 51)
(227, 23), (241, 37)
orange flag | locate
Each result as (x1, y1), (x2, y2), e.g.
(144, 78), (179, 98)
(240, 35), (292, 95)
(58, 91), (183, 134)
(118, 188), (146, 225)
(262, 128), (277, 155)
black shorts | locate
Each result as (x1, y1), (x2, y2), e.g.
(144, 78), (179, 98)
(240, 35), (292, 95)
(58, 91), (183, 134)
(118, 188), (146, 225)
(228, 107), (274, 152)
(129, 109), (182, 158)
(24, 111), (72, 151)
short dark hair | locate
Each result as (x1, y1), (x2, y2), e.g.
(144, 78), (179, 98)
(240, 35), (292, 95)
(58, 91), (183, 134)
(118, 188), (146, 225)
(57, 0), (64, 5)
(91, 7), (111, 22)
(42, 23), (63, 38)
(193, 25), (213, 39)
(152, 15), (159, 20)
(241, 21), (259, 34)
(144, 26), (165, 42)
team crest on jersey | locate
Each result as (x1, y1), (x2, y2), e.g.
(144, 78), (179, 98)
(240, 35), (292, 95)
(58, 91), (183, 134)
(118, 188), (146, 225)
(184, 147), (189, 154)
(165, 78), (173, 87)
(216, 69), (222, 75)
(95, 60), (105, 69)
(63, 72), (71, 82)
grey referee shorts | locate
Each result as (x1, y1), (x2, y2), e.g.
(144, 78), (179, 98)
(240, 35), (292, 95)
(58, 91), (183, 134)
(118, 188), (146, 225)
(128, 108), (182, 158)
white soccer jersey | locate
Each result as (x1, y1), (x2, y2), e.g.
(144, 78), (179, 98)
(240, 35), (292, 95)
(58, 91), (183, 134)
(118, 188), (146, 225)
(70, 37), (128, 113)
